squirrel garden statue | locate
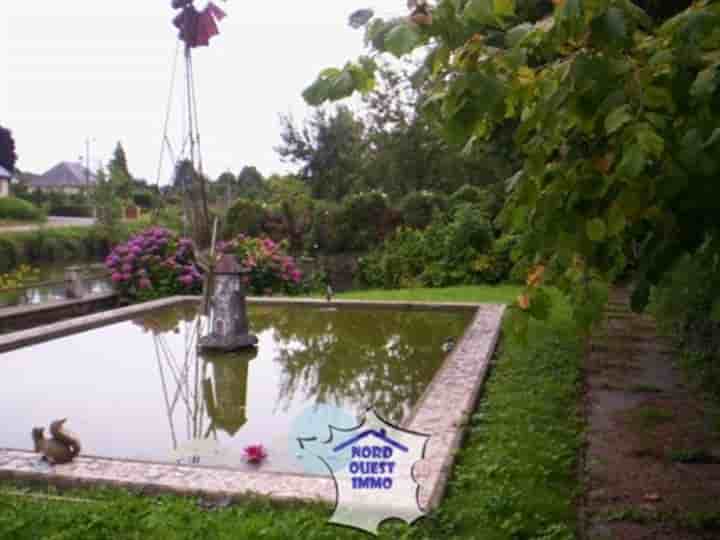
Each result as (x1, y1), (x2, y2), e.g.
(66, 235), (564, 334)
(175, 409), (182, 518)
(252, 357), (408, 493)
(32, 419), (82, 464)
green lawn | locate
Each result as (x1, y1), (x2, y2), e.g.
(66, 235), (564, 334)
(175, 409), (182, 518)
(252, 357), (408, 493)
(0, 286), (583, 540)
(337, 284), (522, 304)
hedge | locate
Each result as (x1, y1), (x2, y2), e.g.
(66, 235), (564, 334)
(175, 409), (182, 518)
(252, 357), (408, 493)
(48, 204), (94, 218)
(0, 197), (45, 221)
(0, 224), (145, 273)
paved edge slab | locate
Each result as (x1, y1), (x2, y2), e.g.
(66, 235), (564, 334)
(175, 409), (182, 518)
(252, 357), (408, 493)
(0, 296), (506, 511)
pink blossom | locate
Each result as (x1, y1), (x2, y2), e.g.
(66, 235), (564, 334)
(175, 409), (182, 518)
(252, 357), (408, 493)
(243, 444), (267, 464)
(111, 272), (123, 282)
(121, 263), (132, 273)
(179, 274), (194, 286)
(139, 277), (152, 289)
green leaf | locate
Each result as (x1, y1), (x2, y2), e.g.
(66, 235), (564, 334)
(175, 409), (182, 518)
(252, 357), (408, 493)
(384, 23), (421, 57)
(607, 204), (627, 236)
(703, 128), (720, 149)
(635, 125), (664, 157)
(617, 145), (646, 178)
(302, 78), (331, 106)
(690, 65), (719, 99)
(642, 86), (674, 111)
(591, 7), (628, 49)
(605, 105), (632, 135)
(494, 0), (515, 19)
(711, 297), (720, 322)
(506, 22), (533, 47)
(327, 70), (356, 100)
(464, 0), (495, 25)
(586, 218), (607, 242)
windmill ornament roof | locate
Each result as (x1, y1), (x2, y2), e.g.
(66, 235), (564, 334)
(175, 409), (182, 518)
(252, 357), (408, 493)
(172, 0), (227, 49)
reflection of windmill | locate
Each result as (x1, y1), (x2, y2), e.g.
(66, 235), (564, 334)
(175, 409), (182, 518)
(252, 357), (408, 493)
(143, 311), (254, 465)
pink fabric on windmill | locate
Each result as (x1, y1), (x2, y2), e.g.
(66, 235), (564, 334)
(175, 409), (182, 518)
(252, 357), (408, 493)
(206, 2), (227, 21)
(172, 1), (227, 49)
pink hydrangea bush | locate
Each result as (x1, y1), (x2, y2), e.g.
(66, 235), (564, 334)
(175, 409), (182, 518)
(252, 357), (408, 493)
(217, 234), (303, 295)
(105, 227), (202, 302)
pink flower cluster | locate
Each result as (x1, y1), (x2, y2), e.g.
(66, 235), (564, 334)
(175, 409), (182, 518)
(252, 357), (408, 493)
(105, 227), (202, 299)
(217, 234), (303, 294)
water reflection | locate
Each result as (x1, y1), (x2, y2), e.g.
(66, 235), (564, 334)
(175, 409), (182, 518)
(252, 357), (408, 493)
(132, 305), (255, 466)
(127, 304), (469, 468)
(0, 303), (470, 473)
(0, 271), (112, 308)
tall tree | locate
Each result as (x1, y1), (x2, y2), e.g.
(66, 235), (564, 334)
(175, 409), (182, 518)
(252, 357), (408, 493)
(108, 142), (132, 200)
(0, 125), (17, 173)
(110, 142), (131, 178)
(276, 106), (366, 201)
(237, 166), (266, 200)
(360, 63), (519, 199)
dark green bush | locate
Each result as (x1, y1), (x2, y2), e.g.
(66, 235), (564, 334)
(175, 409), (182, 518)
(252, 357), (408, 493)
(0, 225), (135, 274)
(309, 202), (353, 254)
(341, 192), (389, 250)
(0, 197), (44, 221)
(48, 204), (94, 218)
(132, 191), (155, 209)
(359, 204), (510, 289)
(226, 198), (267, 237)
(651, 243), (720, 400)
(450, 184), (485, 207)
(398, 191), (448, 229)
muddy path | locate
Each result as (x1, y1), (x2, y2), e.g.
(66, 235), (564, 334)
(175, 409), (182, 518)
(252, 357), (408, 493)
(580, 289), (720, 540)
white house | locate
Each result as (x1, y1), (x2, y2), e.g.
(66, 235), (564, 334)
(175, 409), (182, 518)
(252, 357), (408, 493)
(26, 161), (97, 194)
(0, 165), (11, 197)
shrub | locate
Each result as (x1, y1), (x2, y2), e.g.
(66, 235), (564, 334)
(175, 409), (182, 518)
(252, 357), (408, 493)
(218, 234), (303, 295)
(132, 191), (155, 209)
(449, 184), (485, 207)
(358, 204), (511, 289)
(398, 191), (448, 229)
(0, 197), (44, 221)
(340, 191), (390, 250)
(309, 202), (353, 254)
(225, 198), (267, 237)
(651, 243), (720, 401)
(105, 227), (202, 302)
(48, 204), (94, 218)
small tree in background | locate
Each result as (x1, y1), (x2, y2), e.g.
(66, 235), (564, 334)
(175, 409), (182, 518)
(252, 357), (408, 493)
(109, 142), (133, 201)
(237, 166), (266, 200)
(0, 125), (18, 173)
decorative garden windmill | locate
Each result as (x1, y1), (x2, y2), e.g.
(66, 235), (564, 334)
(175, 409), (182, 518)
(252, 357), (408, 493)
(157, 0), (229, 250)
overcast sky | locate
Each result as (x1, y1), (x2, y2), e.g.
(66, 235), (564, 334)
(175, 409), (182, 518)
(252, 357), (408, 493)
(1, 1), (401, 184)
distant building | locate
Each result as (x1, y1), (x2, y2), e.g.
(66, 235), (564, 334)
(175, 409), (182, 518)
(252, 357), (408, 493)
(0, 165), (11, 197)
(25, 161), (97, 194)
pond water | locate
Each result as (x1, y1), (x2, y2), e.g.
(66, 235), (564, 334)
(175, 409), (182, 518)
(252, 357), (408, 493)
(0, 259), (111, 308)
(0, 303), (473, 475)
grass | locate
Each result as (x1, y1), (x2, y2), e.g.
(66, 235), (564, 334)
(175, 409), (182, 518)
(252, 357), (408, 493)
(336, 284), (522, 304)
(0, 286), (583, 540)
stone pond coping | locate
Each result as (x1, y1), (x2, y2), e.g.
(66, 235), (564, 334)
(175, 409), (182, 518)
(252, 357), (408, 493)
(0, 295), (506, 511)
(0, 293), (118, 336)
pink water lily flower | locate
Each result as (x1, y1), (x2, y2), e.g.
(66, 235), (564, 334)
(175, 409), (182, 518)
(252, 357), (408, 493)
(243, 444), (267, 464)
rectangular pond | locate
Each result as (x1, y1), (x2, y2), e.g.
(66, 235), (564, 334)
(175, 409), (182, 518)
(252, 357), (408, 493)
(0, 302), (473, 476)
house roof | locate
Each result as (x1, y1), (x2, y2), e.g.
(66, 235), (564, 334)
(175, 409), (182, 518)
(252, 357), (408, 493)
(0, 165), (11, 180)
(29, 161), (97, 188)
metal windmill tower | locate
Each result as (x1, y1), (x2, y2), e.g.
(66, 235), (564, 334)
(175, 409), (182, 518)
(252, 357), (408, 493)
(155, 0), (229, 249)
